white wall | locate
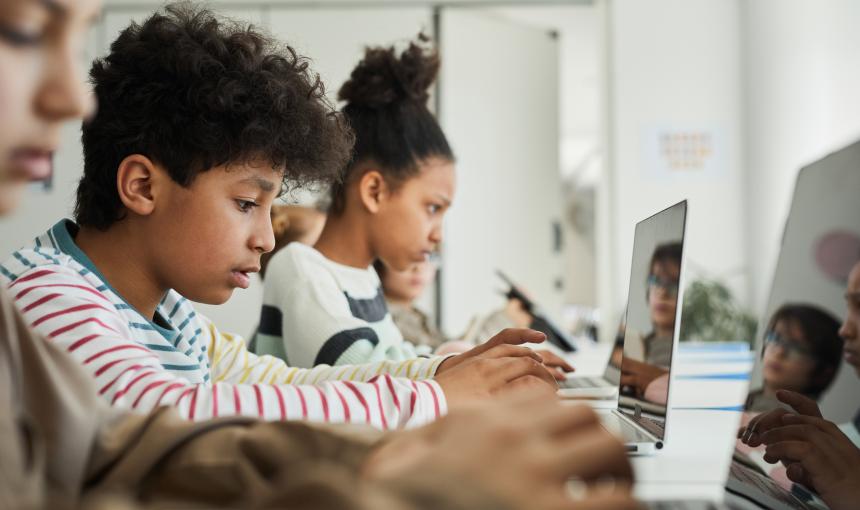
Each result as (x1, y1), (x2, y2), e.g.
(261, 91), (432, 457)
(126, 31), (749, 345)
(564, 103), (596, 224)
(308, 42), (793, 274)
(438, 9), (563, 337)
(607, 0), (747, 336)
(492, 6), (604, 311)
(742, 0), (860, 314)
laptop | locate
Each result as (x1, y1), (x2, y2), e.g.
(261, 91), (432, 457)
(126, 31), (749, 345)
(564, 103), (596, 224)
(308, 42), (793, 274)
(563, 200), (688, 454)
(557, 316), (623, 398)
(646, 417), (826, 509)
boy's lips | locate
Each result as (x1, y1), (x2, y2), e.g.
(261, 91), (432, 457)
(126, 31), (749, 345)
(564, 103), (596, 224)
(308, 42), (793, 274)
(230, 271), (251, 289)
(8, 148), (54, 182)
(230, 266), (259, 289)
(845, 349), (859, 366)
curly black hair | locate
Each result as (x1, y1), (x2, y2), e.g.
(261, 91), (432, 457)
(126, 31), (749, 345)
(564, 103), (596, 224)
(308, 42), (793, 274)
(76, 1), (354, 229)
(329, 35), (454, 215)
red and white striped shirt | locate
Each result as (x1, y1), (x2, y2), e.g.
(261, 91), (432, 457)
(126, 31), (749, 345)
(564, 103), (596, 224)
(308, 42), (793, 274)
(0, 220), (447, 428)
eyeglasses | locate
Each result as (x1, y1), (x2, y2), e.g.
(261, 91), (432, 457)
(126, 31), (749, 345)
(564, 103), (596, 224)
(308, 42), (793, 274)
(763, 331), (813, 360)
(647, 275), (679, 297)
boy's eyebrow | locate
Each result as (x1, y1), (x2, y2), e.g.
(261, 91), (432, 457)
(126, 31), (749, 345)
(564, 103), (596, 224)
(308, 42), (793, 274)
(239, 176), (277, 193)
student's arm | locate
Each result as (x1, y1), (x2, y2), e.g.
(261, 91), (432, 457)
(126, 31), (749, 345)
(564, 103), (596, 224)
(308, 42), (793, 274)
(9, 265), (442, 429)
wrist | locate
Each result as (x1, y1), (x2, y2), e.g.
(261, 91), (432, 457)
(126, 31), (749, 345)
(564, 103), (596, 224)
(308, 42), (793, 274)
(435, 353), (460, 374)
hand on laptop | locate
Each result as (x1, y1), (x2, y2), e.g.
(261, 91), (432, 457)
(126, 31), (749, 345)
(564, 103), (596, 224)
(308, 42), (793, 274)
(436, 327), (547, 373)
(535, 349), (575, 380)
(738, 390), (860, 510)
(435, 351), (558, 409)
(434, 329), (562, 408)
(364, 390), (641, 510)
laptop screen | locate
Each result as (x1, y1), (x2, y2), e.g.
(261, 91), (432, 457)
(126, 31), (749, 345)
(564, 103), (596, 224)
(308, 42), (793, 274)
(616, 200), (688, 441)
(732, 140), (860, 500)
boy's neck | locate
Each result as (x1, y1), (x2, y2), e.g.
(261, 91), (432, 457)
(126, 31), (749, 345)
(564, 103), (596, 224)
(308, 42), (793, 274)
(314, 212), (374, 269)
(75, 223), (167, 320)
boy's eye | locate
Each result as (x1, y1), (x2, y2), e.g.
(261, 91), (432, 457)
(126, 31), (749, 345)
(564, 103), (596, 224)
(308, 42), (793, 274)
(0, 25), (44, 47)
(236, 199), (259, 213)
(427, 204), (441, 215)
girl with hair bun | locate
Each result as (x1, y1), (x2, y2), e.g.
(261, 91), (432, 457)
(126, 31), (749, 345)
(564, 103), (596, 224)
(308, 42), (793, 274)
(254, 37), (567, 385)
(254, 37), (457, 368)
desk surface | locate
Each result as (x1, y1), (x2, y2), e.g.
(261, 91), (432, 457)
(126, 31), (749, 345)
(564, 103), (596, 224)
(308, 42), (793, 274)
(552, 340), (754, 502)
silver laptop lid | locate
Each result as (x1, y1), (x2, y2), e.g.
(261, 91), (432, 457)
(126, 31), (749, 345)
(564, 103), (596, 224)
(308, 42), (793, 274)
(615, 200), (688, 443)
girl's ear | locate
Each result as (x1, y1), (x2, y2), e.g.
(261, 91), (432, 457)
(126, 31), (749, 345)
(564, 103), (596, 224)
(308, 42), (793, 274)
(358, 169), (390, 214)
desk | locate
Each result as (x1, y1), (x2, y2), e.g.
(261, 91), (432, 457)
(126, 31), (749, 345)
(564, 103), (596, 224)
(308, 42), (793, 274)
(551, 341), (755, 503)
(634, 344), (751, 500)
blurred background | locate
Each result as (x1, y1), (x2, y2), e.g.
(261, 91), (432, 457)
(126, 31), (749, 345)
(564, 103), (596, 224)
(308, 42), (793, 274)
(3, 0), (859, 357)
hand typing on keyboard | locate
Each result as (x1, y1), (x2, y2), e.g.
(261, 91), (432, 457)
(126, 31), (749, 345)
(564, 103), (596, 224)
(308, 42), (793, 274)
(738, 390), (860, 510)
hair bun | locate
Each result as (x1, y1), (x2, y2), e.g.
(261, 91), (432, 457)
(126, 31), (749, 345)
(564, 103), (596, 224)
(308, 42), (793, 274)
(338, 34), (439, 109)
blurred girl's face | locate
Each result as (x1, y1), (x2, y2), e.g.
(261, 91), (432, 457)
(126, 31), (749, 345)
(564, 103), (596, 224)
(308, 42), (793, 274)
(647, 260), (680, 331)
(381, 260), (437, 304)
(370, 157), (455, 272)
(0, 0), (98, 214)
(762, 318), (817, 393)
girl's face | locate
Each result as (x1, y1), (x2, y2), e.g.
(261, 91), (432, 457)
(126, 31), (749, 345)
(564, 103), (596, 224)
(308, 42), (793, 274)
(0, 0), (98, 214)
(647, 260), (680, 331)
(381, 260), (437, 304)
(370, 157), (455, 272)
(762, 318), (817, 393)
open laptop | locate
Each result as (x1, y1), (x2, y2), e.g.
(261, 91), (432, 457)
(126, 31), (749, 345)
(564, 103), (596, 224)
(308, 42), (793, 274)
(556, 322), (622, 398)
(563, 200), (688, 454)
(643, 139), (860, 508)
(648, 413), (826, 509)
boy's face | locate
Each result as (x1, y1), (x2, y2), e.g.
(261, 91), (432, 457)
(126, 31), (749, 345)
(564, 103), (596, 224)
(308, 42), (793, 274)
(840, 262), (860, 376)
(0, 0), (98, 214)
(371, 157), (455, 272)
(762, 318), (816, 393)
(148, 161), (279, 305)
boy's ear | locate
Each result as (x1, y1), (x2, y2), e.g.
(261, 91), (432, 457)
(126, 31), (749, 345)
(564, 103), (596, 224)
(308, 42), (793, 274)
(116, 154), (165, 217)
(358, 170), (390, 214)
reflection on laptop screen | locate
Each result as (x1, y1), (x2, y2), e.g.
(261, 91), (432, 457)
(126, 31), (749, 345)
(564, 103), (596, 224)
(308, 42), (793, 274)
(733, 139), (860, 504)
(617, 200), (687, 441)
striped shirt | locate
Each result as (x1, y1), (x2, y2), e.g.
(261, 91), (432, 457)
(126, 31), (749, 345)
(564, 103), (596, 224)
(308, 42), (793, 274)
(254, 243), (431, 368)
(0, 220), (447, 429)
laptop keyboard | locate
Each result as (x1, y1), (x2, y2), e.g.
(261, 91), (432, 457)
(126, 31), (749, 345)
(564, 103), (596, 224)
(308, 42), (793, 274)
(637, 414), (666, 437)
(728, 462), (810, 509)
(647, 501), (718, 510)
(560, 376), (612, 389)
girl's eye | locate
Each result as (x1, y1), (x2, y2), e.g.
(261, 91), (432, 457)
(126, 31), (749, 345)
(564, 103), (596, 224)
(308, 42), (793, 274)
(237, 199), (258, 213)
(428, 204), (441, 215)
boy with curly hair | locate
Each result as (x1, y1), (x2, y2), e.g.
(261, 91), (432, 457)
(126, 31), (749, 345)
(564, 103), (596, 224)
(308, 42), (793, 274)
(0, 1), (556, 428)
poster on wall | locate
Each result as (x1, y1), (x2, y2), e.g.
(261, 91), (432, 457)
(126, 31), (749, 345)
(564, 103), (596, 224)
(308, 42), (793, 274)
(642, 126), (727, 181)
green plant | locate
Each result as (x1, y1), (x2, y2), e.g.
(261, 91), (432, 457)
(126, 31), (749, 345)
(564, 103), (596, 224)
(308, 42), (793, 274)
(680, 279), (757, 346)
